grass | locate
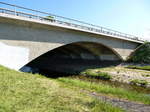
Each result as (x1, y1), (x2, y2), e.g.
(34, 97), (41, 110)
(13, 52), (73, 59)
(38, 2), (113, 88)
(58, 78), (150, 105)
(0, 66), (124, 112)
(127, 65), (150, 71)
(81, 69), (112, 80)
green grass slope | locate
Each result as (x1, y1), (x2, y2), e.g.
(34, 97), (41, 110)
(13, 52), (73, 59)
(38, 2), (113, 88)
(0, 66), (124, 112)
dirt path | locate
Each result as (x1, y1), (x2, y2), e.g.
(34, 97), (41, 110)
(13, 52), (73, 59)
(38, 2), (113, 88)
(83, 90), (150, 112)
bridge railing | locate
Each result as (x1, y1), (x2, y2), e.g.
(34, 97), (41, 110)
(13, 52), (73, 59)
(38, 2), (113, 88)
(0, 2), (143, 42)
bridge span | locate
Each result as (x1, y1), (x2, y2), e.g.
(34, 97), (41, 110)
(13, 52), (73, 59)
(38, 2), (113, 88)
(0, 2), (144, 72)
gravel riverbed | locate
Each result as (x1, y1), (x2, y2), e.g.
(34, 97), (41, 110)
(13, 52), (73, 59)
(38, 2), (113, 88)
(92, 66), (150, 88)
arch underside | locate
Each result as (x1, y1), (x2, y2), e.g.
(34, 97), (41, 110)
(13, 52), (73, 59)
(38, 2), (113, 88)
(20, 42), (122, 74)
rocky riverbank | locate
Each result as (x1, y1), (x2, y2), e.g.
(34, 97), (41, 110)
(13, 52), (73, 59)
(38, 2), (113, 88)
(90, 66), (150, 88)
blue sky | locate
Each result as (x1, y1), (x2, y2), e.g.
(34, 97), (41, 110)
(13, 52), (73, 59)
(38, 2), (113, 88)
(1, 0), (150, 40)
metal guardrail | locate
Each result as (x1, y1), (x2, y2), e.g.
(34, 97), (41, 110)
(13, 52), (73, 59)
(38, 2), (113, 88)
(0, 2), (143, 42)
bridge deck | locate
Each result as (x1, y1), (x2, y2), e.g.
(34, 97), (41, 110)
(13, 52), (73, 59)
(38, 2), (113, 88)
(0, 2), (144, 44)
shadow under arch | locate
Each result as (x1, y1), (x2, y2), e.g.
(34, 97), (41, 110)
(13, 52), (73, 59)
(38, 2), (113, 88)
(20, 41), (122, 77)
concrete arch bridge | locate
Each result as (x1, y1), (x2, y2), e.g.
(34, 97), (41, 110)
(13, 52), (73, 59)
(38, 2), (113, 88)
(0, 2), (143, 73)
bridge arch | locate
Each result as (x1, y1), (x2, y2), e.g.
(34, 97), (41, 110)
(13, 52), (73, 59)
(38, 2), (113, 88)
(20, 41), (122, 74)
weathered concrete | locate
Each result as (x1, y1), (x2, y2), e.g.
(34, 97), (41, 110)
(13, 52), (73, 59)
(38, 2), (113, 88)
(0, 14), (141, 70)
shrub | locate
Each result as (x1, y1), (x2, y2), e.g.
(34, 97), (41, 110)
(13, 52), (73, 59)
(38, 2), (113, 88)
(130, 79), (148, 87)
(128, 42), (150, 63)
(126, 65), (150, 71)
(81, 70), (112, 80)
(96, 72), (112, 80)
